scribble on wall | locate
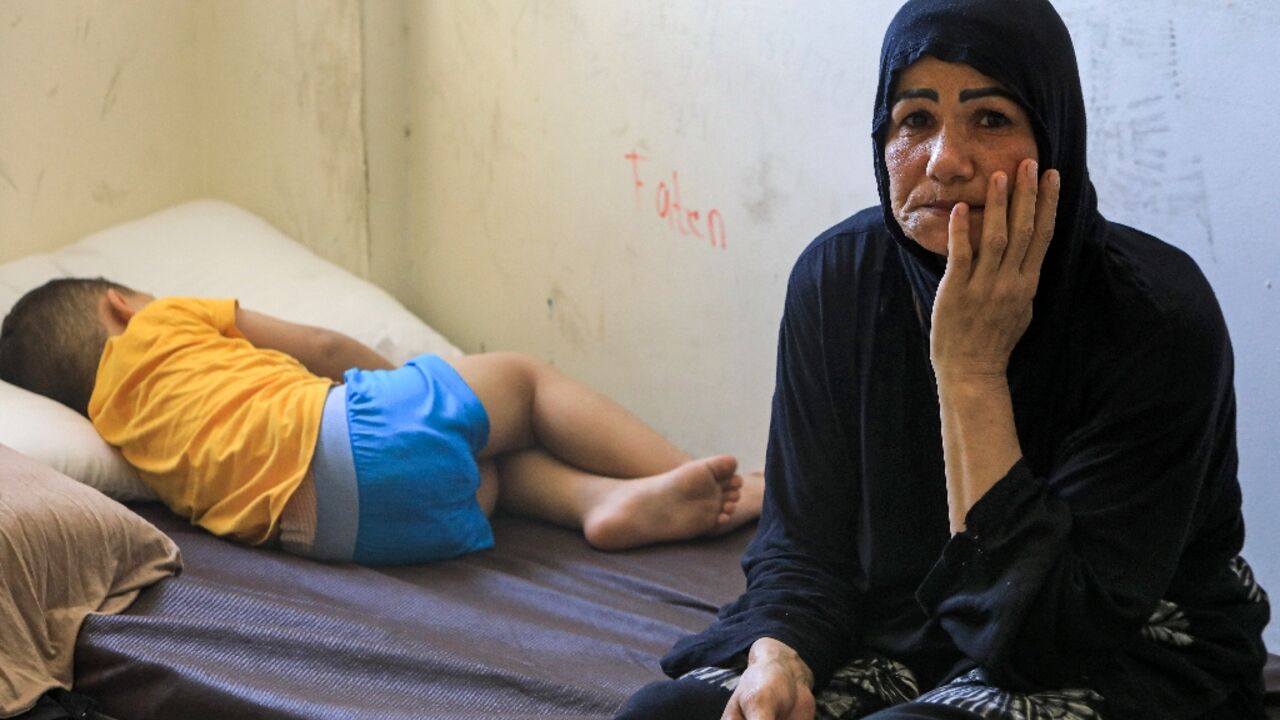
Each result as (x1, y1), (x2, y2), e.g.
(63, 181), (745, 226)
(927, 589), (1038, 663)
(1065, 1), (1214, 259)
(625, 150), (727, 249)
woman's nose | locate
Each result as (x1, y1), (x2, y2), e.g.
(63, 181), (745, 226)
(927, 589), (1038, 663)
(926, 126), (976, 185)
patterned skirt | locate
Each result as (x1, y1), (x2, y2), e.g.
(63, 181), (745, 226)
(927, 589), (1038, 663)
(677, 555), (1269, 720)
(683, 658), (1104, 720)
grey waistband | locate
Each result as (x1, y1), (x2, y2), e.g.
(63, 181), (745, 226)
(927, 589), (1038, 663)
(311, 384), (359, 561)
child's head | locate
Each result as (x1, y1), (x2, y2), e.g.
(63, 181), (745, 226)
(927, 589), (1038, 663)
(0, 277), (134, 417)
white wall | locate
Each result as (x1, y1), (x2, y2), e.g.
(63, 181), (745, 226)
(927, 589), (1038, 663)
(1063, 0), (1280, 649)
(0, 0), (202, 259)
(196, 0), (368, 275)
(0, 0), (368, 274)
(379, 0), (1279, 649)
(362, 0), (412, 300)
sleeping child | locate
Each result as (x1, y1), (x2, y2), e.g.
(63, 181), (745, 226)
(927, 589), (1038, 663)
(0, 278), (763, 564)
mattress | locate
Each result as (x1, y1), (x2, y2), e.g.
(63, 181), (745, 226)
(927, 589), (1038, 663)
(72, 505), (753, 719)
(65, 508), (1280, 719)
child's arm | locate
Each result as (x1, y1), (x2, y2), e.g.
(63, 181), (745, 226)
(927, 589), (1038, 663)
(235, 307), (395, 381)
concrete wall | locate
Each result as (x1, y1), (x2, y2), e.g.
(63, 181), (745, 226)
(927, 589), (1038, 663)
(0, 0), (367, 274)
(0, 0), (202, 259)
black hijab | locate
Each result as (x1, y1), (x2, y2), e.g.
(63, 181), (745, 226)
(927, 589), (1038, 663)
(870, 0), (1105, 471)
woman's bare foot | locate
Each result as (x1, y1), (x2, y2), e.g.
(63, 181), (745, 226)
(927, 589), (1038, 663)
(582, 455), (740, 551)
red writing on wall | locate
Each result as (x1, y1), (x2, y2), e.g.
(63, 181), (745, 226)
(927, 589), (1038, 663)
(625, 151), (726, 250)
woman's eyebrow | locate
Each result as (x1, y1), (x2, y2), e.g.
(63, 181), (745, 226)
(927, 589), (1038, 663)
(959, 87), (1017, 103)
(892, 88), (939, 104)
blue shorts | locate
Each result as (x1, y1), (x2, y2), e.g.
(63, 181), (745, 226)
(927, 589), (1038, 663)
(308, 354), (494, 565)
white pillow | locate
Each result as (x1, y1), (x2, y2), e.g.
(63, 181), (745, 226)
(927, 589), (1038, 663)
(0, 381), (155, 500)
(0, 199), (462, 501)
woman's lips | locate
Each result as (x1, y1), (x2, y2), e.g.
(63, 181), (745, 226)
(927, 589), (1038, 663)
(919, 202), (984, 216)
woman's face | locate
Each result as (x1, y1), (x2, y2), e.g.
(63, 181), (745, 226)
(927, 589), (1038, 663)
(885, 57), (1039, 256)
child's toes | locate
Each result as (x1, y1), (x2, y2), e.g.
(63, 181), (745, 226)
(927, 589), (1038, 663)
(703, 454), (739, 481)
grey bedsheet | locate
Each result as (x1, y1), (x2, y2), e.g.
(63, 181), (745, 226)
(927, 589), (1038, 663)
(73, 504), (753, 720)
(71, 505), (1280, 719)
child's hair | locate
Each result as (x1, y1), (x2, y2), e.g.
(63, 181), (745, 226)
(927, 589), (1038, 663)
(0, 277), (132, 417)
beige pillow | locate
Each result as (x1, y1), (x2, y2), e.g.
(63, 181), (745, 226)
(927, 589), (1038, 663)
(0, 444), (182, 717)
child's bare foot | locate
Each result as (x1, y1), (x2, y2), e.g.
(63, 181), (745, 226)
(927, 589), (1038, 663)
(712, 470), (764, 535)
(582, 455), (739, 551)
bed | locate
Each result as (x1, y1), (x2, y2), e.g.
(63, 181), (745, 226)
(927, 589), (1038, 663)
(0, 200), (749, 719)
(1, 201), (1274, 719)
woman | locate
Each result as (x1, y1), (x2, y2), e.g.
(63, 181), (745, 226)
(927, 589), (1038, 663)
(615, 0), (1269, 718)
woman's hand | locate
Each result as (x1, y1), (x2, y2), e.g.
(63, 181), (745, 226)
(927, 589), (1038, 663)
(721, 638), (816, 720)
(931, 159), (1059, 532)
(930, 159), (1060, 382)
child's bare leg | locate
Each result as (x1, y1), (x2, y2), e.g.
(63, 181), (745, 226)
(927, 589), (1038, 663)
(449, 352), (692, 475)
(446, 352), (753, 547)
(494, 448), (742, 550)
(477, 460), (500, 517)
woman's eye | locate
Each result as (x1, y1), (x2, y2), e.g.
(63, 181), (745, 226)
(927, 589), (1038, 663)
(978, 110), (1012, 129)
(901, 111), (930, 129)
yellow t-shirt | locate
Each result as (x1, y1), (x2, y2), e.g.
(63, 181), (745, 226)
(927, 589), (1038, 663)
(88, 298), (331, 545)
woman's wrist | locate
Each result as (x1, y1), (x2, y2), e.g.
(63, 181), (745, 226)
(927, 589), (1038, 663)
(748, 637), (815, 689)
(934, 368), (1023, 533)
(932, 366), (1010, 393)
